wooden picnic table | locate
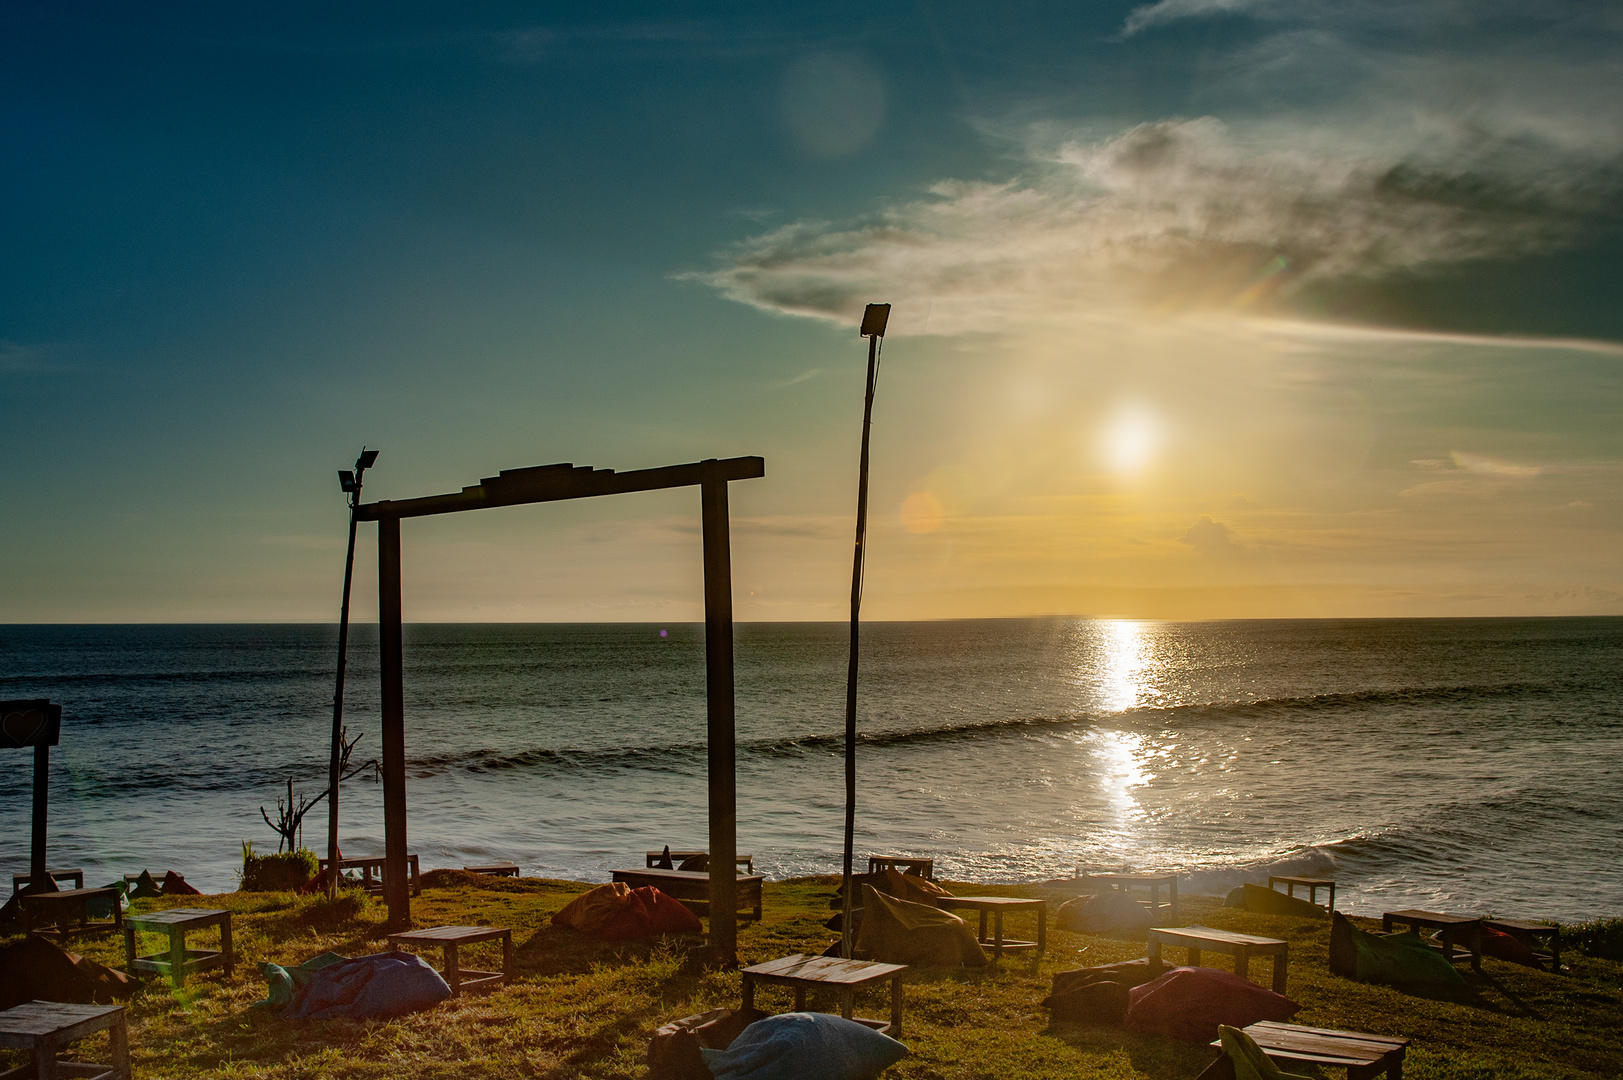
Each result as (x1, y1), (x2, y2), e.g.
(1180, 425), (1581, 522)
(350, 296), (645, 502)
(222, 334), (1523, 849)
(937, 896), (1046, 962)
(867, 856), (934, 880)
(463, 862), (520, 877)
(1382, 910), (1481, 971)
(1199, 1020), (1410, 1080)
(1268, 875), (1336, 913)
(387, 925), (513, 996)
(644, 851), (755, 873)
(124, 907), (234, 988)
(318, 854), (421, 897)
(0, 1000), (131, 1080)
(741, 953), (908, 1036)
(1084, 872), (1179, 917)
(12, 869), (85, 893)
(20, 888), (124, 938)
(611, 867), (764, 921)
(1148, 925), (1289, 994)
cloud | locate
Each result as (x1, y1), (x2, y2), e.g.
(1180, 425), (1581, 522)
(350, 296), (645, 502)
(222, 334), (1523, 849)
(1122, 0), (1268, 36)
(693, 117), (1618, 336)
(1179, 516), (1253, 562)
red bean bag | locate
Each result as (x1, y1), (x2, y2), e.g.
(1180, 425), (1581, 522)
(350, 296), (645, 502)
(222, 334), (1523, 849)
(553, 882), (703, 940)
(162, 871), (202, 896)
(1480, 925), (1543, 969)
(1125, 966), (1300, 1043)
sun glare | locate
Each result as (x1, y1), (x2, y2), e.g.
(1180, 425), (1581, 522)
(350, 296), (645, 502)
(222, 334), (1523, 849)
(1103, 407), (1158, 473)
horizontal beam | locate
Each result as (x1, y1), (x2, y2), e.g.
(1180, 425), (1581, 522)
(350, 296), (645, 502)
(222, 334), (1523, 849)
(355, 456), (765, 520)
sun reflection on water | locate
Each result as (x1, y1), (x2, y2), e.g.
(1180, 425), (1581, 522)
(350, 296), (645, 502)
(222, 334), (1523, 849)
(1103, 619), (1151, 712)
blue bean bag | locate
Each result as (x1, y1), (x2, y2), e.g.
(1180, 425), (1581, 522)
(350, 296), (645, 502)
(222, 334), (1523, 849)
(282, 950), (451, 1021)
(700, 1013), (908, 1080)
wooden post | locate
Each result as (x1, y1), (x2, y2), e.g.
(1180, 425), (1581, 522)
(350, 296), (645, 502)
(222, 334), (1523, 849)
(700, 469), (738, 967)
(377, 514), (410, 928)
(31, 744), (48, 880)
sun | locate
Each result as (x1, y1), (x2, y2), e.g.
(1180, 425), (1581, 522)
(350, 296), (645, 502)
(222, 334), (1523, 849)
(1103, 407), (1158, 473)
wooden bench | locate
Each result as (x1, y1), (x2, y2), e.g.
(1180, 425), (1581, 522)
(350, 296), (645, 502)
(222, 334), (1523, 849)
(1382, 910), (1481, 971)
(1198, 1020), (1410, 1080)
(318, 854), (421, 897)
(937, 896), (1046, 962)
(0, 1000), (131, 1080)
(387, 925), (513, 996)
(611, 868), (764, 921)
(1147, 926), (1289, 994)
(1483, 918), (1561, 967)
(20, 888), (124, 938)
(741, 954), (907, 1036)
(1269, 875), (1336, 913)
(867, 856), (934, 880)
(463, 862), (520, 877)
(1084, 872), (1179, 918)
(124, 908), (234, 988)
(12, 869), (85, 893)
(644, 851), (755, 873)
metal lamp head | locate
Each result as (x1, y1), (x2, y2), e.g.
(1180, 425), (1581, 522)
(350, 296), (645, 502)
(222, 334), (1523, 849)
(337, 470), (358, 493)
(357, 449), (380, 471)
(859, 303), (890, 338)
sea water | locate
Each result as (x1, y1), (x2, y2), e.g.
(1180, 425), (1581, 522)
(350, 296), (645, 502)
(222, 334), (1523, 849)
(1, 619), (1619, 923)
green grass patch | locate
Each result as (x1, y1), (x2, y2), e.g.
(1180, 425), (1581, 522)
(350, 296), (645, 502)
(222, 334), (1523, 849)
(4, 878), (1620, 1078)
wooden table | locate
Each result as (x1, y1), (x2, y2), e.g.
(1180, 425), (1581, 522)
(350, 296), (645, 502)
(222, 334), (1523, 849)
(0, 1001), (131, 1080)
(1085, 872), (1179, 917)
(1483, 918), (1561, 967)
(937, 896), (1046, 962)
(1382, 910), (1481, 971)
(1148, 926), (1289, 994)
(644, 851), (755, 873)
(1200, 1020), (1409, 1080)
(20, 888), (124, 937)
(318, 854), (420, 896)
(867, 856), (934, 880)
(387, 925), (513, 996)
(611, 867), (764, 921)
(463, 862), (520, 877)
(124, 907), (234, 988)
(741, 954), (907, 1036)
(13, 869), (85, 893)
(1269, 875), (1336, 913)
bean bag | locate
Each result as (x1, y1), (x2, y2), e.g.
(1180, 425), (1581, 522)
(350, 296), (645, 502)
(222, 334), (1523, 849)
(283, 950), (451, 1021)
(700, 1013), (908, 1080)
(1329, 912), (1464, 986)
(253, 951), (350, 1011)
(1223, 883), (1326, 920)
(551, 882), (703, 940)
(1056, 891), (1154, 937)
(835, 870), (953, 910)
(855, 884), (987, 967)
(1044, 979), (1131, 1026)
(648, 1007), (769, 1080)
(162, 871), (202, 896)
(1048, 958), (1167, 995)
(0, 934), (140, 1009)
(85, 881), (129, 920)
(1125, 966), (1300, 1043)
(1480, 925), (1543, 969)
(128, 871), (164, 899)
(1218, 1024), (1314, 1080)
(678, 854), (709, 872)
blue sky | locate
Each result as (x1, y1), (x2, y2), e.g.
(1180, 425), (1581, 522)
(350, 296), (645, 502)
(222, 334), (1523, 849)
(4, 2), (1621, 621)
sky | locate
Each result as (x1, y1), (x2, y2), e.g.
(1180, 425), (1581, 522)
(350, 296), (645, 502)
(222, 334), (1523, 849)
(3, 1), (1621, 622)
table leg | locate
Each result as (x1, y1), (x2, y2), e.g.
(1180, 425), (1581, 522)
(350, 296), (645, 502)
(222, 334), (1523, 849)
(1188, 948), (1202, 967)
(221, 915), (234, 977)
(890, 976), (903, 1037)
(1273, 950), (1288, 995)
(503, 931), (514, 985)
(1147, 938), (1162, 970)
(840, 989), (854, 1020)
(978, 911), (988, 942)
(124, 922), (136, 972)
(1234, 951), (1250, 980)
(1382, 914), (1394, 933)
(1327, 884), (1336, 914)
(34, 1037), (59, 1080)
(1440, 927), (1456, 965)
(170, 927), (187, 988)
(1169, 878), (1178, 919)
(1037, 905), (1047, 958)
(994, 911), (1005, 961)
(793, 987), (806, 1011)
(741, 974), (755, 1012)
(110, 1011), (131, 1080)
(446, 942), (462, 996)
(1468, 923), (1482, 972)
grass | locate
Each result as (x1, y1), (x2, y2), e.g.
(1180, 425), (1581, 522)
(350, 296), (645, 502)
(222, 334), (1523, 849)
(5, 873), (1621, 1079)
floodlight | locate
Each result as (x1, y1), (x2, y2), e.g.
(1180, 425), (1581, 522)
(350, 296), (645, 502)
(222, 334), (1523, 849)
(859, 303), (890, 338)
(338, 470), (357, 493)
(357, 449), (380, 470)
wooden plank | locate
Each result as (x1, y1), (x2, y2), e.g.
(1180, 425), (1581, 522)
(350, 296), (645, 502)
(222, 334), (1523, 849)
(125, 908), (226, 929)
(1151, 926), (1285, 948)
(701, 475), (738, 969)
(377, 515), (409, 929)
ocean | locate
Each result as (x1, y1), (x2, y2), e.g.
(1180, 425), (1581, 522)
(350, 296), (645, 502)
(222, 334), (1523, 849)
(1, 619), (1619, 924)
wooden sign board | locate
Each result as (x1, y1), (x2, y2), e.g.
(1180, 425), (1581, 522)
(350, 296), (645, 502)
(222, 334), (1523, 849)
(0, 700), (61, 749)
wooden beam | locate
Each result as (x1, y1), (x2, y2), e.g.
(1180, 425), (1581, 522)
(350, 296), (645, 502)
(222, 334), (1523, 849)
(356, 457), (764, 521)
(31, 745), (48, 880)
(377, 515), (410, 928)
(700, 477), (738, 967)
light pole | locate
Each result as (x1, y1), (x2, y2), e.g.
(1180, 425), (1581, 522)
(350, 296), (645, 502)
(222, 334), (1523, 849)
(841, 303), (889, 958)
(327, 447), (378, 897)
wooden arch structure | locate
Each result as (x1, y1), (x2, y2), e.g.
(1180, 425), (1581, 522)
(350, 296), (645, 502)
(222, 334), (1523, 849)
(355, 455), (765, 964)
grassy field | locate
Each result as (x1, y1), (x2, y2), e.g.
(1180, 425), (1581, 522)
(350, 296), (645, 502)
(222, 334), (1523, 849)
(5, 873), (1621, 1079)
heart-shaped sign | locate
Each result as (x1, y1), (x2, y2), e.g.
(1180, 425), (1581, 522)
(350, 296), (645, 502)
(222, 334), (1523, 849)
(2, 708), (46, 747)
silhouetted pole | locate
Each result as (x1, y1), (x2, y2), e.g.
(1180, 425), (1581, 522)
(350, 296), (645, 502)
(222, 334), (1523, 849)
(328, 449), (378, 899)
(31, 744), (48, 881)
(701, 467), (739, 967)
(841, 303), (890, 959)
(377, 514), (410, 928)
